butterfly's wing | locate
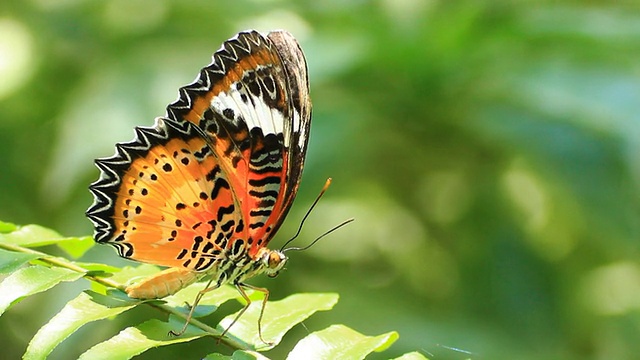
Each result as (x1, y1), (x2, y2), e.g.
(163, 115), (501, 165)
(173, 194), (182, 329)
(165, 30), (311, 257)
(87, 30), (311, 269)
(87, 118), (240, 271)
(263, 30), (312, 240)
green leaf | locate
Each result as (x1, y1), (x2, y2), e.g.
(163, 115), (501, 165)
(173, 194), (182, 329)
(56, 235), (95, 258)
(392, 351), (430, 360)
(221, 293), (339, 350)
(0, 248), (41, 274)
(0, 224), (64, 246)
(0, 221), (17, 233)
(203, 355), (233, 360)
(203, 350), (270, 360)
(0, 224), (91, 253)
(88, 264), (156, 295)
(287, 324), (399, 360)
(164, 283), (241, 318)
(72, 262), (123, 295)
(74, 261), (122, 274)
(0, 265), (84, 316)
(109, 264), (162, 286)
(78, 318), (210, 360)
(24, 291), (139, 360)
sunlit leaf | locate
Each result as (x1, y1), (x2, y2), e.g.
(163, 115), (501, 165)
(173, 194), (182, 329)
(287, 324), (398, 360)
(56, 235), (95, 258)
(109, 264), (162, 286)
(0, 221), (17, 233)
(203, 350), (270, 360)
(74, 261), (122, 274)
(76, 262), (123, 295)
(23, 291), (139, 360)
(78, 318), (210, 360)
(0, 248), (40, 274)
(221, 293), (339, 350)
(0, 265), (84, 316)
(392, 351), (430, 360)
(164, 283), (241, 318)
(1, 224), (64, 246)
(203, 355), (232, 360)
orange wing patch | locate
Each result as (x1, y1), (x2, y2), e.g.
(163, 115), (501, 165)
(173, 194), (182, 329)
(105, 120), (241, 271)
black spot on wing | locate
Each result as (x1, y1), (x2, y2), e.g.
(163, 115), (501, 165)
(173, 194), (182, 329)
(211, 177), (231, 199)
(216, 204), (235, 221)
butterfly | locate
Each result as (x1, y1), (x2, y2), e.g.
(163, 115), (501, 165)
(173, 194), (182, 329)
(86, 30), (311, 342)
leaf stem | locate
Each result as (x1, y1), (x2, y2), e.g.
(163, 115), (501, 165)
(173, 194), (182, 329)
(0, 241), (247, 350)
(0, 242), (124, 290)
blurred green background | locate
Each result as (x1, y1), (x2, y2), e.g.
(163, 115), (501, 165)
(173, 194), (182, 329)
(1, 0), (640, 359)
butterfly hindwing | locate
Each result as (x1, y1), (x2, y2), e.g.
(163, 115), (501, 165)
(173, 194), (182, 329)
(88, 118), (243, 271)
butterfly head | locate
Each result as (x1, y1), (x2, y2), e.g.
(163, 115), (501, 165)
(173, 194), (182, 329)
(262, 249), (288, 278)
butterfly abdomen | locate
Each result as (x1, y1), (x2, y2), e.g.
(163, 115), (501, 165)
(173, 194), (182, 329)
(125, 267), (204, 299)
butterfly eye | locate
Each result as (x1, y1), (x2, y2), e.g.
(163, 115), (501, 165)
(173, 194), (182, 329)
(268, 251), (285, 268)
(264, 250), (287, 277)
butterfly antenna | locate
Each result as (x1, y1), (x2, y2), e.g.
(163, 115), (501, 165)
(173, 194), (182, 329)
(284, 218), (354, 253)
(280, 178), (332, 251)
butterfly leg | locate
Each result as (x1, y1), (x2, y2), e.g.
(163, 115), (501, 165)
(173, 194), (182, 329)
(220, 282), (272, 345)
(169, 277), (221, 337)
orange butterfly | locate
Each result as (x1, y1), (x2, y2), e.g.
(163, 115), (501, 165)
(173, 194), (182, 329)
(87, 30), (311, 342)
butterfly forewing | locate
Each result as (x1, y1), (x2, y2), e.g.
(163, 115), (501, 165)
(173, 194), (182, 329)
(264, 31), (312, 238)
